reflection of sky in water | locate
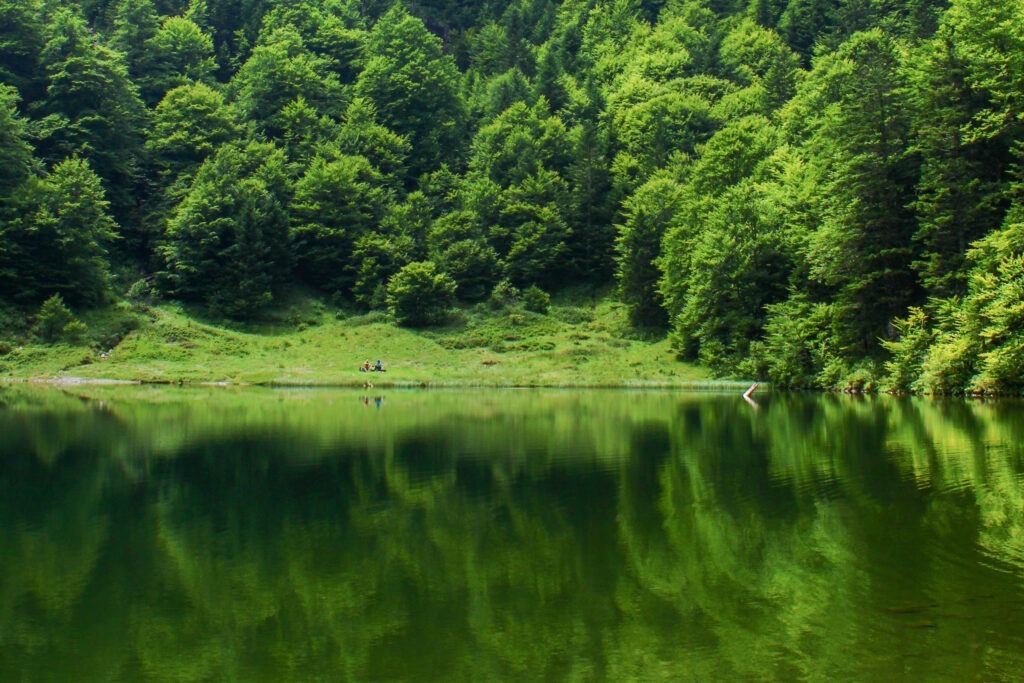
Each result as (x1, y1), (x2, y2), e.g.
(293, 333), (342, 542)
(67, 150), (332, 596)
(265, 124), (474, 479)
(1, 387), (1024, 681)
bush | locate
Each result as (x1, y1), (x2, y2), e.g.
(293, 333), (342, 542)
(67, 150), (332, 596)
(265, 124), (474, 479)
(386, 261), (457, 327)
(489, 279), (520, 309)
(62, 320), (89, 344)
(919, 332), (978, 395)
(839, 360), (882, 392)
(756, 296), (832, 389)
(34, 295), (79, 343)
(352, 232), (415, 310)
(881, 307), (933, 392)
(126, 278), (153, 303)
(438, 240), (499, 302)
(521, 285), (550, 314)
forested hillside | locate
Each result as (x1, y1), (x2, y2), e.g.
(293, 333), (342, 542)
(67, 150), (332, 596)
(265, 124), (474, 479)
(1, 0), (1022, 393)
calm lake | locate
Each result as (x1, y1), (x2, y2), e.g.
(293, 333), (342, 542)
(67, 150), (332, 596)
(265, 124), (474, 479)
(1, 385), (1023, 681)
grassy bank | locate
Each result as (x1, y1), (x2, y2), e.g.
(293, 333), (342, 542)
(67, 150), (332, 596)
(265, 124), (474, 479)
(0, 295), (748, 389)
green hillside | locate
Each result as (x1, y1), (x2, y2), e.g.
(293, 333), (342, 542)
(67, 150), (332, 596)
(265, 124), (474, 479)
(2, 0), (1022, 393)
(0, 293), (722, 387)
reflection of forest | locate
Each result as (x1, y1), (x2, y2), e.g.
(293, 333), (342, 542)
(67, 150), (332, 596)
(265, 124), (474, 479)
(1, 387), (1023, 681)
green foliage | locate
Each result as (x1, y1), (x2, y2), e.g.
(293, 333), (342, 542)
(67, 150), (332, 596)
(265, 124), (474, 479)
(478, 67), (535, 121)
(489, 279), (520, 309)
(228, 26), (345, 137)
(470, 99), (572, 185)
(161, 141), (292, 319)
(259, 0), (365, 82)
(718, 17), (801, 109)
(436, 240), (500, 303)
(918, 313), (979, 395)
(616, 175), (680, 328)
(36, 8), (147, 216)
(139, 16), (217, 103)
(290, 153), (390, 294)
(930, 201), (1024, 394)
(351, 231), (415, 309)
(521, 284), (550, 314)
(881, 307), (933, 392)
(565, 118), (616, 281)
(909, 0), (1024, 299)
(754, 295), (834, 389)
(62, 318), (89, 344)
(2, 157), (119, 307)
(334, 97), (411, 183)
(0, 0), (1020, 392)
(803, 29), (920, 359)
(0, 0), (47, 100)
(148, 83), (240, 198)
(494, 169), (571, 287)
(386, 261), (457, 327)
(108, 0), (161, 86)
(33, 294), (84, 343)
(667, 179), (792, 366)
(355, 5), (466, 180)
(0, 85), (33, 196)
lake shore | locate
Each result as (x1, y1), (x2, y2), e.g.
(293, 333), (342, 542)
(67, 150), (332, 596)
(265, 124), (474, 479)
(1, 301), (750, 390)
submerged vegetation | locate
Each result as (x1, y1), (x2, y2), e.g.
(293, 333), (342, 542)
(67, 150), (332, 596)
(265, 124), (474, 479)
(1, 0), (1023, 393)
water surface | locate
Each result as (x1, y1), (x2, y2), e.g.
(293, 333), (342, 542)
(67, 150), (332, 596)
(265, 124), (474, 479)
(1, 385), (1023, 681)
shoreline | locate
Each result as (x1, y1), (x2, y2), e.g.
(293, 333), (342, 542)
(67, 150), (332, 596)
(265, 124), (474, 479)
(3, 375), (758, 391)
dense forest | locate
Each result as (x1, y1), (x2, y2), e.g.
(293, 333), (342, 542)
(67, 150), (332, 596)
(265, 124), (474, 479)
(0, 0), (1022, 393)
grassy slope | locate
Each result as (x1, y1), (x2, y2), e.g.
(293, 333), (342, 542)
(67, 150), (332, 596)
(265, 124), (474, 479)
(0, 296), (741, 388)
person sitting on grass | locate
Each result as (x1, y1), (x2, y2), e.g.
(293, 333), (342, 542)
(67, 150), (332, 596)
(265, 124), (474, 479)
(374, 359), (385, 372)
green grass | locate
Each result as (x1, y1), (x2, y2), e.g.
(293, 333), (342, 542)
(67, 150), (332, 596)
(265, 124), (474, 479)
(0, 295), (748, 389)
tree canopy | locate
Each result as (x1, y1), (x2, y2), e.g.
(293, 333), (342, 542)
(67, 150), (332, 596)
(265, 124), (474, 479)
(2, 0), (1023, 393)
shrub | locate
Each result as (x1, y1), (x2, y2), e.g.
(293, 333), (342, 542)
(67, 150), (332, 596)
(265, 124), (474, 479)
(34, 295), (77, 343)
(522, 285), (550, 314)
(386, 261), (457, 327)
(62, 320), (89, 344)
(919, 332), (978, 395)
(840, 360), (882, 392)
(489, 279), (520, 309)
(881, 307), (933, 392)
(438, 240), (499, 302)
(755, 296), (832, 389)
(126, 278), (153, 303)
(352, 232), (415, 310)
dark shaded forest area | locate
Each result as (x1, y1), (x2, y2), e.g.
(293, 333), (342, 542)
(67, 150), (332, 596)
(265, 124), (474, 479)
(1, 0), (1022, 392)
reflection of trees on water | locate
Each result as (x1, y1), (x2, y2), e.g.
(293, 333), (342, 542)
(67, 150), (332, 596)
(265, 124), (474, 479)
(1, 388), (1024, 680)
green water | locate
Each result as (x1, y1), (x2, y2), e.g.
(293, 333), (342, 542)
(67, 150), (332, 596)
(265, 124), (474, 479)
(1, 385), (1023, 682)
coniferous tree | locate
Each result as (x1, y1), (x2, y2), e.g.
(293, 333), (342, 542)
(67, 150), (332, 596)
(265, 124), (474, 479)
(139, 16), (217, 105)
(616, 175), (681, 328)
(35, 8), (147, 220)
(0, 85), (33, 197)
(910, 0), (1024, 299)
(803, 29), (920, 359)
(228, 26), (345, 138)
(290, 154), (391, 294)
(0, 0), (48, 104)
(10, 158), (119, 307)
(356, 5), (467, 181)
(108, 0), (161, 83)
(161, 141), (292, 317)
(147, 82), (240, 200)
